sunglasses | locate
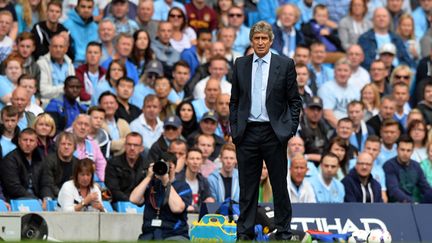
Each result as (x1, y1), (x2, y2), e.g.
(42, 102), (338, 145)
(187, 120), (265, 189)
(169, 14), (183, 18)
(228, 13), (243, 18)
(395, 75), (410, 80)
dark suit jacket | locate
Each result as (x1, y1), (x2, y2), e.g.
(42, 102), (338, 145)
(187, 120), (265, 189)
(229, 53), (302, 144)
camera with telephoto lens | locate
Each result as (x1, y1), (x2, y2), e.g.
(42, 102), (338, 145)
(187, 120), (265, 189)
(153, 159), (170, 176)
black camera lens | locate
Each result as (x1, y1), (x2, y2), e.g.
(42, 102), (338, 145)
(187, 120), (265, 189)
(153, 161), (168, 176)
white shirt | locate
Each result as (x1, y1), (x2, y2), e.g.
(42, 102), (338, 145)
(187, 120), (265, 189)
(129, 114), (163, 150)
(249, 52), (271, 122)
(349, 66), (370, 89)
(57, 180), (103, 212)
(193, 76), (232, 99)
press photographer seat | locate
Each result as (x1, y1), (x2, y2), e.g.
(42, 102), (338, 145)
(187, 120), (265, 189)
(46, 199), (58, 212)
(114, 201), (144, 214)
(103, 201), (114, 212)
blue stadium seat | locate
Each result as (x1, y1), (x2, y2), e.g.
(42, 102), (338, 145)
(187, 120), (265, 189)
(10, 199), (43, 212)
(103, 201), (114, 212)
(114, 201), (144, 214)
(46, 199), (58, 211)
(0, 200), (8, 212)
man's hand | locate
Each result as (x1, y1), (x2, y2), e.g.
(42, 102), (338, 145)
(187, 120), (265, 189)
(146, 163), (154, 179)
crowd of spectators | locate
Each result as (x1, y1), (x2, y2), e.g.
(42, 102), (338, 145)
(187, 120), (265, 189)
(1, 0), (432, 239)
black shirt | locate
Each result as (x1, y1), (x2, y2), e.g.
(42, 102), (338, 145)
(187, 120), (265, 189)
(221, 174), (232, 200)
(115, 102), (141, 123)
(60, 161), (73, 188)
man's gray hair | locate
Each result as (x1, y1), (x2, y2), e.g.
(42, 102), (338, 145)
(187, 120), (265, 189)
(249, 21), (274, 42)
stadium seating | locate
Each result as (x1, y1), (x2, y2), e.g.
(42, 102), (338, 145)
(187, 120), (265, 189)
(10, 199), (43, 212)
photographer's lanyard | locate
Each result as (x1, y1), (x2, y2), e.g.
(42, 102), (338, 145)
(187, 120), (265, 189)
(150, 186), (165, 227)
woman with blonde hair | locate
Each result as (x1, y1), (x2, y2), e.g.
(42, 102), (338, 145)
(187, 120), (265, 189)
(389, 64), (413, 87)
(361, 83), (380, 121)
(259, 161), (273, 203)
(396, 14), (420, 63)
(32, 113), (56, 156)
(15, 0), (47, 32)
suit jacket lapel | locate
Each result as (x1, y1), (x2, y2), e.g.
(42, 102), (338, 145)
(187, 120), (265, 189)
(244, 55), (253, 101)
(266, 53), (280, 100)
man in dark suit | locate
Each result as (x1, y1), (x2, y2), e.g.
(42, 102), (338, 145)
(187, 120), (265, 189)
(229, 21), (302, 241)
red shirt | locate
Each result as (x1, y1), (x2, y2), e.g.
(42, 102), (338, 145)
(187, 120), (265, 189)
(185, 3), (218, 32)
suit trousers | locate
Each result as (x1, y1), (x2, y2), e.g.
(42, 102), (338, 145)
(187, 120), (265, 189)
(236, 122), (292, 239)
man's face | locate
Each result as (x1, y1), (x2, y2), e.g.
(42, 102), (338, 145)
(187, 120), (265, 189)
(279, 5), (297, 28)
(321, 156), (339, 181)
(381, 125), (400, 146)
(379, 99), (396, 119)
(364, 141), (381, 160)
(11, 90), (29, 113)
(290, 159), (308, 185)
(99, 22), (116, 42)
(154, 78), (171, 99)
(347, 46), (364, 68)
(89, 110), (105, 129)
(0, 14), (12, 37)
(221, 150), (237, 173)
(47, 4), (62, 23)
(137, 1), (154, 22)
(163, 125), (181, 141)
(370, 61), (387, 82)
(116, 80), (134, 100)
(200, 119), (217, 135)
(209, 60), (228, 80)
(251, 32), (272, 58)
(204, 81), (221, 104)
(310, 45), (326, 65)
(112, 2), (128, 19)
(64, 78), (82, 100)
(348, 104), (364, 126)
(58, 137), (75, 159)
(296, 66), (309, 88)
(197, 136), (215, 159)
(355, 153), (373, 178)
(420, 0), (432, 11)
(219, 29), (236, 49)
(336, 121), (353, 139)
(186, 151), (203, 174)
(143, 99), (162, 121)
(77, 0), (94, 20)
(424, 86), (432, 104)
(288, 137), (305, 156)
(216, 94), (230, 117)
(387, 0), (403, 12)
(379, 53), (395, 68)
(116, 37), (133, 58)
(197, 33), (212, 51)
(305, 106), (322, 123)
(227, 8), (245, 28)
(73, 116), (91, 139)
(210, 42), (226, 57)
(169, 143), (187, 160)
(334, 63), (352, 86)
(2, 114), (18, 133)
(172, 65), (190, 87)
(373, 8), (390, 30)
(18, 133), (38, 155)
(100, 96), (118, 118)
(125, 135), (144, 162)
(294, 47), (310, 65)
(5, 61), (22, 83)
(392, 86), (409, 107)
(18, 39), (35, 59)
(157, 22), (173, 45)
(86, 46), (102, 66)
(397, 142), (414, 164)
(50, 36), (66, 61)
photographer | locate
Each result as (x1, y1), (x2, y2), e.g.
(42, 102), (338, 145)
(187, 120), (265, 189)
(130, 152), (192, 240)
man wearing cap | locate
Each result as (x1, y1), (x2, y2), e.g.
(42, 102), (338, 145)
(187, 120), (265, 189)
(188, 111), (226, 161)
(105, 132), (148, 203)
(230, 21), (302, 241)
(102, 33), (139, 83)
(378, 43), (397, 76)
(147, 115), (183, 163)
(107, 0), (139, 35)
(358, 7), (414, 70)
(130, 60), (161, 109)
(299, 96), (331, 164)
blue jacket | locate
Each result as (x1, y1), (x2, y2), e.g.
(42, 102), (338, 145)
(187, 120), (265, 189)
(63, 9), (99, 64)
(207, 169), (240, 203)
(271, 23), (305, 57)
(341, 168), (383, 203)
(180, 46), (199, 78)
(358, 29), (415, 70)
(257, 0), (278, 25)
